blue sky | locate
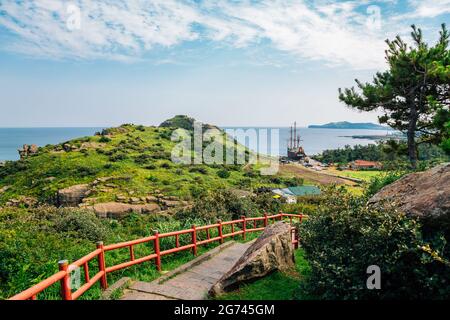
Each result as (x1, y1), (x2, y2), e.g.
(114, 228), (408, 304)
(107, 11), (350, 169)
(0, 0), (449, 127)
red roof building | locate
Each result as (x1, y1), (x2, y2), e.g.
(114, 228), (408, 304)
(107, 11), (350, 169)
(350, 160), (382, 170)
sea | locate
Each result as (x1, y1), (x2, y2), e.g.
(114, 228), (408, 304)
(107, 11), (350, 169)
(0, 127), (392, 161)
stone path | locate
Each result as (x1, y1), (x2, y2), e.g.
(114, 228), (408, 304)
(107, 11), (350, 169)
(121, 241), (252, 300)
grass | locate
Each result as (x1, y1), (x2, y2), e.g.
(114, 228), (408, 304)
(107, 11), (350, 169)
(0, 123), (293, 205)
(326, 168), (384, 181)
(215, 249), (311, 300)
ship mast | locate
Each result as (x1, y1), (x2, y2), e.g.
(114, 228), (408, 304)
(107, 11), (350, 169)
(294, 122), (297, 148)
(289, 126), (293, 149)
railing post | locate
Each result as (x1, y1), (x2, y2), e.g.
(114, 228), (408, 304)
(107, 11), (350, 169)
(96, 241), (108, 289)
(264, 213), (268, 227)
(192, 225), (197, 256)
(153, 230), (161, 272)
(241, 216), (246, 241)
(58, 260), (72, 300)
(217, 220), (224, 244)
(175, 234), (180, 248)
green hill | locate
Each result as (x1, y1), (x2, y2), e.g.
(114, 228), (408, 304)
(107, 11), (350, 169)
(0, 116), (287, 207)
(308, 121), (390, 130)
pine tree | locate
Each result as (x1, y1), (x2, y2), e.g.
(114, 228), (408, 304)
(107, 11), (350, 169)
(339, 24), (450, 168)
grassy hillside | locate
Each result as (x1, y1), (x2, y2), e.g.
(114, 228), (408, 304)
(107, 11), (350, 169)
(0, 117), (294, 207)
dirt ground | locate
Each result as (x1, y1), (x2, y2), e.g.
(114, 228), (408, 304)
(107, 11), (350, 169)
(279, 163), (357, 186)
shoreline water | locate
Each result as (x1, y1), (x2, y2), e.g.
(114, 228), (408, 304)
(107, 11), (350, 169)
(0, 127), (391, 161)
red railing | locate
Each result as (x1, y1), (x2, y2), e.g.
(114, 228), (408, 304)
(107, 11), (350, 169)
(9, 212), (305, 300)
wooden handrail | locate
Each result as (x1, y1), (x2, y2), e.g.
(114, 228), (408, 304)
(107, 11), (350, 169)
(8, 213), (305, 300)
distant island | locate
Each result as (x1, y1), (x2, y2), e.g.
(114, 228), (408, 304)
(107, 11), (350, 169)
(308, 121), (390, 130)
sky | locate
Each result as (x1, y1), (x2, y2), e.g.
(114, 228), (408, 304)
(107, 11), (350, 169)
(0, 0), (449, 127)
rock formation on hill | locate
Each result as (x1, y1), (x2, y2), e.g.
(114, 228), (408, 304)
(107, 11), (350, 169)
(57, 184), (91, 207)
(368, 163), (450, 223)
(209, 222), (295, 296)
(18, 144), (39, 159)
(93, 202), (160, 218)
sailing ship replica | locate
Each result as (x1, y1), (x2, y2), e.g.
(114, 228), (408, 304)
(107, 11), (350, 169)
(287, 122), (307, 161)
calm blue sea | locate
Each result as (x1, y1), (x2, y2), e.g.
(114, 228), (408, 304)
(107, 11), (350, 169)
(0, 127), (390, 161)
(225, 127), (391, 157)
(0, 128), (104, 161)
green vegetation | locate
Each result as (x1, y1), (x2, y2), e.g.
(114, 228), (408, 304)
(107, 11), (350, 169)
(314, 141), (449, 168)
(298, 187), (450, 299)
(1, 115), (448, 301)
(327, 169), (384, 182)
(216, 250), (312, 300)
(0, 121), (296, 206)
(339, 24), (449, 168)
(0, 204), (259, 300)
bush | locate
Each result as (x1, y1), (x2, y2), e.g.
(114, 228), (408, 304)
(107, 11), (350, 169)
(53, 209), (110, 242)
(217, 169), (230, 179)
(109, 153), (127, 162)
(160, 162), (172, 169)
(365, 171), (408, 197)
(298, 188), (450, 300)
(188, 166), (208, 175)
(98, 136), (111, 143)
(177, 189), (272, 221)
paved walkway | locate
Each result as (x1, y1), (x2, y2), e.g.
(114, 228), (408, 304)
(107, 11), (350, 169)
(121, 241), (252, 300)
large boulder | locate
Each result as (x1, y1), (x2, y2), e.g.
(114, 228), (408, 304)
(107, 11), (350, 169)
(93, 202), (160, 218)
(18, 144), (39, 159)
(209, 222), (295, 296)
(368, 163), (450, 222)
(57, 184), (90, 207)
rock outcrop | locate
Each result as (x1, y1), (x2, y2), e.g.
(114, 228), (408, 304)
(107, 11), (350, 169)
(209, 222), (295, 296)
(5, 196), (38, 208)
(93, 202), (160, 218)
(57, 184), (90, 207)
(0, 185), (11, 194)
(368, 163), (450, 221)
(18, 144), (39, 159)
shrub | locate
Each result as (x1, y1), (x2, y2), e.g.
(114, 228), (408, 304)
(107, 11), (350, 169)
(160, 162), (172, 169)
(103, 163), (113, 169)
(298, 188), (450, 300)
(217, 169), (230, 179)
(177, 189), (266, 221)
(99, 136), (111, 143)
(109, 153), (127, 162)
(189, 166), (208, 175)
(74, 165), (100, 177)
(53, 209), (110, 242)
(365, 171), (408, 197)
(134, 154), (152, 165)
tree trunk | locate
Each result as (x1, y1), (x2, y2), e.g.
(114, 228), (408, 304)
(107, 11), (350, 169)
(407, 128), (417, 168)
(407, 102), (418, 169)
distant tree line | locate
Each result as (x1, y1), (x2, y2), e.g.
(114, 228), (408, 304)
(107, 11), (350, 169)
(314, 140), (449, 166)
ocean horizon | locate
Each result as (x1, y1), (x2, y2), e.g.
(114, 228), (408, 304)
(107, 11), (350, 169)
(0, 126), (392, 161)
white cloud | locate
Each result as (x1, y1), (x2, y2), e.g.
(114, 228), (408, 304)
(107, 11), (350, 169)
(0, 0), (443, 69)
(406, 0), (450, 18)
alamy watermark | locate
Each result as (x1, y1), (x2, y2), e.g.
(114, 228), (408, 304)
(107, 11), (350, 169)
(66, 3), (81, 31)
(366, 265), (381, 290)
(171, 121), (280, 175)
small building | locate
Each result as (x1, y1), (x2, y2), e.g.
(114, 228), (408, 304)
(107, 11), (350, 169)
(350, 160), (382, 170)
(272, 185), (322, 204)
